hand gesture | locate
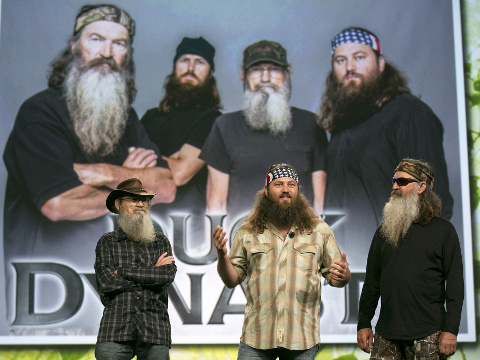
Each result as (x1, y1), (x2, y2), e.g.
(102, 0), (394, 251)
(357, 328), (374, 353)
(212, 225), (228, 256)
(329, 252), (351, 286)
(155, 252), (175, 266)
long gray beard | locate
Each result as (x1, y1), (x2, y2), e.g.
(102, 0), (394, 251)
(380, 189), (420, 246)
(243, 83), (292, 136)
(64, 59), (129, 157)
(118, 211), (156, 244)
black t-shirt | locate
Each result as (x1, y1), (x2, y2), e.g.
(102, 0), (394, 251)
(200, 107), (328, 221)
(358, 218), (464, 339)
(140, 107), (221, 212)
(141, 107), (221, 157)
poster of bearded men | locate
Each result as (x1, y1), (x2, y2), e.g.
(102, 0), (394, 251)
(0, 0), (473, 345)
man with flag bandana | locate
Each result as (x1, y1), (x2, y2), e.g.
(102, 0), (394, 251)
(212, 163), (350, 359)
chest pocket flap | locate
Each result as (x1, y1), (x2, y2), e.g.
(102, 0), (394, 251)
(293, 243), (317, 255)
(249, 243), (273, 255)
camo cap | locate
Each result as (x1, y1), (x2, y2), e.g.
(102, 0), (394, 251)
(243, 40), (288, 69)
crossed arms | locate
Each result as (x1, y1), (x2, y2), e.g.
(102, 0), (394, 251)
(41, 147), (176, 221)
(95, 240), (176, 297)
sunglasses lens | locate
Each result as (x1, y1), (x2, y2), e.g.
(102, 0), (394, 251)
(396, 178), (408, 186)
(393, 178), (417, 186)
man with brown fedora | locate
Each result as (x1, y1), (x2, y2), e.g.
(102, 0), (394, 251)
(95, 178), (176, 360)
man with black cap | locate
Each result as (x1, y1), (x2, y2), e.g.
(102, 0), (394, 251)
(95, 178), (176, 360)
(357, 158), (463, 359)
(141, 36), (222, 251)
(213, 163), (350, 359)
(201, 40), (327, 225)
(317, 27), (453, 270)
(3, 4), (175, 333)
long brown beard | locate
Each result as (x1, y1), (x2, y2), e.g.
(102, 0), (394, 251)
(380, 187), (421, 246)
(243, 80), (292, 136)
(159, 73), (220, 112)
(245, 189), (318, 234)
(327, 70), (383, 132)
(64, 56), (129, 157)
(118, 209), (156, 244)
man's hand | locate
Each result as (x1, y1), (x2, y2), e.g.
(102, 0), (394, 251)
(357, 328), (374, 353)
(213, 225), (228, 256)
(123, 147), (157, 168)
(155, 252), (175, 266)
(439, 331), (457, 357)
(329, 252), (351, 287)
(213, 225), (239, 288)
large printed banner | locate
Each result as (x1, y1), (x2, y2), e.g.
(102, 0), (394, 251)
(0, 0), (475, 345)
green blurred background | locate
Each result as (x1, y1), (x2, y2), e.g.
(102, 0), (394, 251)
(1, 0), (479, 359)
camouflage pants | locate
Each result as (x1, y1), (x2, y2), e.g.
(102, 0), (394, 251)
(370, 331), (444, 360)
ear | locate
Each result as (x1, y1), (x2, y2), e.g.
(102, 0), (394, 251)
(264, 186), (268, 196)
(378, 56), (385, 73)
(71, 40), (76, 54)
(115, 198), (121, 212)
(240, 68), (245, 83)
(286, 66), (292, 77)
(417, 181), (427, 195)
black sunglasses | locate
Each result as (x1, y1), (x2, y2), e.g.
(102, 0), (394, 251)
(392, 177), (419, 187)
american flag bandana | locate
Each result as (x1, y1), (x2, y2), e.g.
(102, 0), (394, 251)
(331, 28), (381, 54)
(265, 163), (299, 187)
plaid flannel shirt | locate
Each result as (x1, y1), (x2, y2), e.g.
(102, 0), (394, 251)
(95, 229), (176, 346)
(229, 220), (342, 350)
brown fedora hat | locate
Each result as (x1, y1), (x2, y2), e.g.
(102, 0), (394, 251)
(106, 178), (156, 214)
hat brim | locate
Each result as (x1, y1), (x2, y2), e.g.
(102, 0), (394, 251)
(106, 189), (156, 214)
(244, 56), (288, 69)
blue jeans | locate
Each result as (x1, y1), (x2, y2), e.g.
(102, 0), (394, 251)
(237, 342), (319, 360)
(95, 341), (170, 360)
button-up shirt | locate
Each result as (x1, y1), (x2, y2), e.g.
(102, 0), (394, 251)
(229, 220), (342, 350)
(95, 229), (177, 346)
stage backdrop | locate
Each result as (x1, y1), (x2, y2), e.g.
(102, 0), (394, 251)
(0, 0), (475, 351)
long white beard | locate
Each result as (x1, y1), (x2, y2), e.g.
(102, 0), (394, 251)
(118, 211), (156, 244)
(243, 82), (292, 136)
(380, 188), (420, 246)
(64, 59), (129, 157)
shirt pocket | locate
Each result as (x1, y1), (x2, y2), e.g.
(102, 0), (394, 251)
(248, 243), (274, 272)
(293, 242), (319, 272)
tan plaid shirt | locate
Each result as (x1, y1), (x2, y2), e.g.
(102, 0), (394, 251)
(229, 220), (342, 350)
